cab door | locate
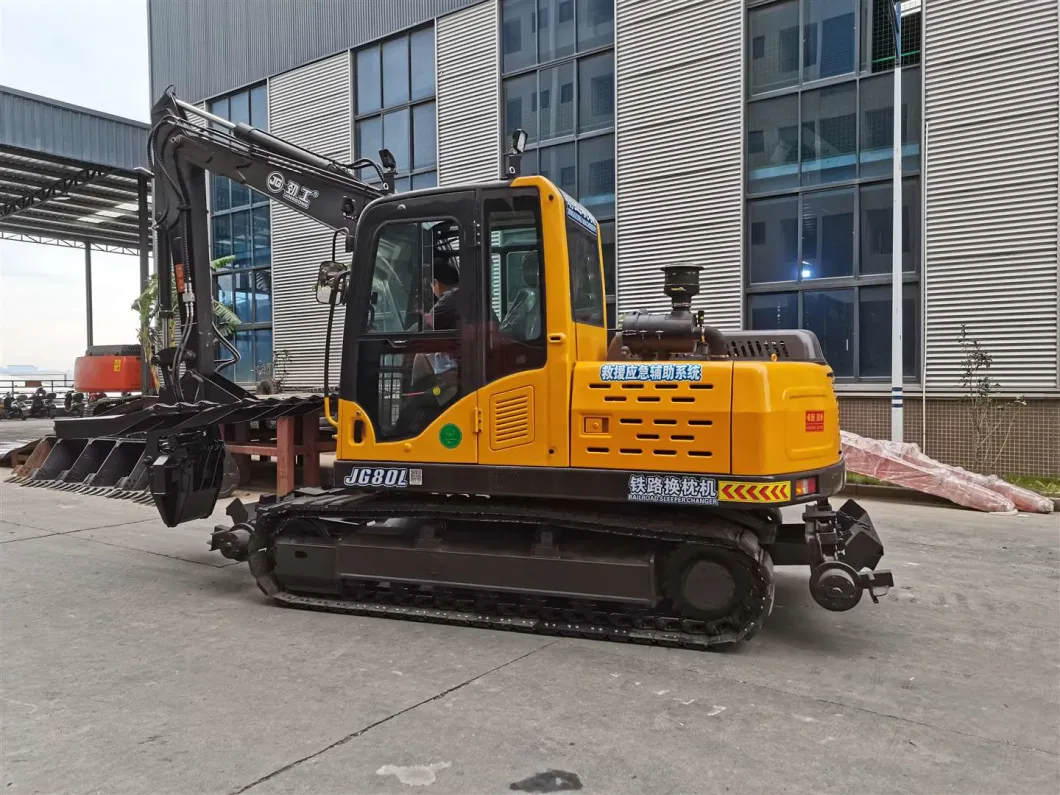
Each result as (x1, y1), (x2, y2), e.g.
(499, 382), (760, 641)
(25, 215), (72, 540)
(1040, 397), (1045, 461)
(476, 187), (563, 468)
(342, 190), (481, 465)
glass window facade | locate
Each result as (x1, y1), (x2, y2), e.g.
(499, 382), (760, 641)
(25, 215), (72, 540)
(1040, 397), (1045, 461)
(354, 26), (437, 188)
(501, 0), (616, 326)
(208, 84), (272, 385)
(746, 0), (921, 381)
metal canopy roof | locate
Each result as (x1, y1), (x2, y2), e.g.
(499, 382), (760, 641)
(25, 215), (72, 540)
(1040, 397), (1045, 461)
(0, 86), (152, 254)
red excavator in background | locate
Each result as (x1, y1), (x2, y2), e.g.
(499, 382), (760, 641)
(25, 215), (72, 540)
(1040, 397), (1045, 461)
(73, 345), (145, 394)
(72, 344), (149, 415)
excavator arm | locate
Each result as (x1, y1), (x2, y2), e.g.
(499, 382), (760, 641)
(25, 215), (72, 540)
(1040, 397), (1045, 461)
(32, 90), (398, 526)
(148, 89), (393, 403)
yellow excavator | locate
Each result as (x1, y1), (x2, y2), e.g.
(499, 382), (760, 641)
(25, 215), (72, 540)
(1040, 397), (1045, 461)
(52, 90), (893, 650)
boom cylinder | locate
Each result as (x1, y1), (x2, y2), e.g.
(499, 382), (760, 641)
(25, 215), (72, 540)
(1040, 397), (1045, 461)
(231, 124), (337, 172)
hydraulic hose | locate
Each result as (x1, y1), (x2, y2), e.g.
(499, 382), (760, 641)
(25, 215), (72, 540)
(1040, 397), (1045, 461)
(323, 230), (347, 430)
(323, 297), (339, 429)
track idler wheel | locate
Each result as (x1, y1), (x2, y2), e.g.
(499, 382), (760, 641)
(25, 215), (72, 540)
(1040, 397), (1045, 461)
(809, 560), (863, 611)
(664, 546), (749, 622)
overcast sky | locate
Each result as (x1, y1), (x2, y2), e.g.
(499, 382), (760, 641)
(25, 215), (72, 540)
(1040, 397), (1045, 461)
(0, 0), (150, 371)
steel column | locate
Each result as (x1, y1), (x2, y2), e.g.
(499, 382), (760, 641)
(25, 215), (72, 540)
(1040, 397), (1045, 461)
(84, 241), (94, 348)
(890, 0), (905, 443)
(137, 170), (151, 394)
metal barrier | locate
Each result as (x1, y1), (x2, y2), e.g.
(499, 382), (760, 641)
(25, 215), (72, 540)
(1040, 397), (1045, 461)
(1, 377), (75, 393)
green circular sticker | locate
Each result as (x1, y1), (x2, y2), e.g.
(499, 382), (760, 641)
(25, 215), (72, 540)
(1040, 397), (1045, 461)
(439, 423), (463, 449)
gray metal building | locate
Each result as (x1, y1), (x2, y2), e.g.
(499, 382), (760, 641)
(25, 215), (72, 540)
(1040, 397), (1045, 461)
(147, 0), (1060, 475)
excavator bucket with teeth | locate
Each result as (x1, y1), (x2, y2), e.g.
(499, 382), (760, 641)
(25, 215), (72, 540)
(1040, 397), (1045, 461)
(5, 396), (328, 508)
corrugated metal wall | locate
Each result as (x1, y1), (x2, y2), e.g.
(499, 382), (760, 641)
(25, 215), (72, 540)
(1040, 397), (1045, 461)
(613, 0), (743, 324)
(437, 0), (499, 185)
(268, 53), (352, 390)
(924, 0), (1060, 392)
(0, 86), (148, 172)
(148, 0), (482, 104)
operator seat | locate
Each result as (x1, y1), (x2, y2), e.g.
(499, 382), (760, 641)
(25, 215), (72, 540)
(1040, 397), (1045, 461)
(499, 252), (541, 341)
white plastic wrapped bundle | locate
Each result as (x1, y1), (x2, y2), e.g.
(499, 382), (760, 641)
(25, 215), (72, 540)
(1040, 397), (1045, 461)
(840, 432), (1053, 514)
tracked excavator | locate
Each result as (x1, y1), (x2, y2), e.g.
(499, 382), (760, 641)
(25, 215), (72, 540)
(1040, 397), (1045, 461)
(51, 90), (894, 650)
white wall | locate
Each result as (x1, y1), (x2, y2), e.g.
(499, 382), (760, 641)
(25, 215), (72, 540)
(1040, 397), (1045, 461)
(437, 0), (500, 186)
(614, 0), (744, 327)
(268, 52), (352, 390)
(923, 0), (1060, 392)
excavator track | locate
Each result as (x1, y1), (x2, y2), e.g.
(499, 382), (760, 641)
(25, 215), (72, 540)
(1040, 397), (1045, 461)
(234, 489), (776, 651)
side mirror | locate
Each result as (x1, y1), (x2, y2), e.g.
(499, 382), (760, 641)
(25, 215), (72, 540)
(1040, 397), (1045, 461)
(315, 261), (349, 305)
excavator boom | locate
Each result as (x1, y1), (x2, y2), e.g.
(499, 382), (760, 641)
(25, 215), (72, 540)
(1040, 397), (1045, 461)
(147, 90), (392, 404)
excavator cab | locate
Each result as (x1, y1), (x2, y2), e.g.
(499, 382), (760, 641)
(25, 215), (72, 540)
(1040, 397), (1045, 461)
(312, 176), (607, 473)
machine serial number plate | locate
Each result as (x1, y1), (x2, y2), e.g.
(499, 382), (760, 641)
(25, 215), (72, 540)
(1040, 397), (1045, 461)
(343, 467), (423, 488)
(627, 473), (719, 506)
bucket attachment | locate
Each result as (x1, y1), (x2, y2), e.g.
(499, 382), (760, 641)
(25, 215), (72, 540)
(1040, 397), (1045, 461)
(7, 394), (326, 518)
(149, 427), (227, 527)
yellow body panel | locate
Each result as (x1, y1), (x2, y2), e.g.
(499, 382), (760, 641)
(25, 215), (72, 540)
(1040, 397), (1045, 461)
(477, 371), (553, 466)
(573, 320), (607, 363)
(570, 361), (734, 473)
(525, 176), (575, 467)
(337, 394), (478, 464)
(731, 361), (840, 476)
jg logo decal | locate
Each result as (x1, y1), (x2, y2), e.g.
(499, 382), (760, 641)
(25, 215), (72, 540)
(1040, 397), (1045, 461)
(266, 171), (319, 210)
(266, 172), (285, 192)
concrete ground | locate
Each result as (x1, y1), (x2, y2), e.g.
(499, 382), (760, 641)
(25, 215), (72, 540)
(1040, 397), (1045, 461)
(0, 417), (52, 460)
(1, 478), (1058, 794)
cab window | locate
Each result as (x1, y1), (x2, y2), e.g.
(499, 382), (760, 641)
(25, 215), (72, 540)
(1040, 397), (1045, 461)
(358, 216), (465, 443)
(366, 219), (461, 334)
(486, 193), (547, 380)
(567, 218), (605, 327)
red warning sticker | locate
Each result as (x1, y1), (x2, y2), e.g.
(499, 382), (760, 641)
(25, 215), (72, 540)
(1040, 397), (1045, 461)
(805, 410), (825, 432)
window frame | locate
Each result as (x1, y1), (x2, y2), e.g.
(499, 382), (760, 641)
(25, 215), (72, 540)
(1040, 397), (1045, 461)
(353, 25), (438, 189)
(566, 216), (606, 328)
(483, 189), (550, 381)
(361, 216), (465, 338)
(743, 0), (923, 385)
(500, 0), (615, 323)
(207, 83), (273, 385)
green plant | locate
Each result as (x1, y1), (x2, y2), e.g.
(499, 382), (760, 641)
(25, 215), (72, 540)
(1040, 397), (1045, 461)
(254, 348), (294, 395)
(845, 472), (882, 486)
(131, 255), (242, 383)
(1003, 475), (1060, 498)
(958, 324), (1025, 474)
